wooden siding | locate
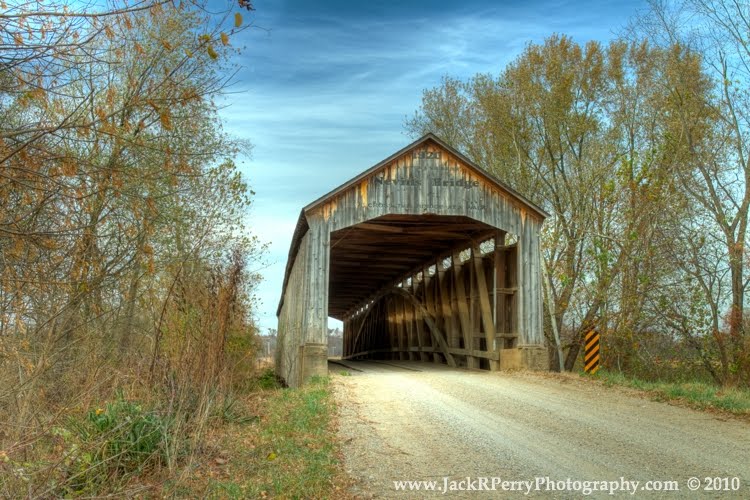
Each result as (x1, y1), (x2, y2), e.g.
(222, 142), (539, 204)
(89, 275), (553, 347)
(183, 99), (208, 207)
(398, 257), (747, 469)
(276, 232), (310, 387)
(314, 145), (542, 234)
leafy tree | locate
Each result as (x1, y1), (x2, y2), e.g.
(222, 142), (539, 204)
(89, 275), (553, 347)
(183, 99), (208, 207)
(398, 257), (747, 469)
(0, 1), (264, 478)
(631, 0), (750, 384)
(407, 30), (750, 385)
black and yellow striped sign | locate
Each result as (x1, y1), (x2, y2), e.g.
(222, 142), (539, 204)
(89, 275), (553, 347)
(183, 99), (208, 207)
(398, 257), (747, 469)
(583, 330), (600, 374)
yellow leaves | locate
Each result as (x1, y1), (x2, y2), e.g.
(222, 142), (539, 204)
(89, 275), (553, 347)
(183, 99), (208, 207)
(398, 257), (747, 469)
(13, 32), (23, 45)
(145, 197), (156, 214)
(145, 99), (173, 131)
(8, 237), (25, 260)
(162, 39), (173, 51)
(104, 24), (114, 40)
(160, 109), (173, 130)
(220, 32), (229, 46)
(20, 356), (35, 376)
(207, 45), (218, 60)
(149, 2), (164, 18)
(18, 87), (47, 108)
(112, 172), (123, 192)
(99, 119), (116, 136)
(76, 125), (91, 138)
(180, 87), (200, 104)
(106, 87), (116, 107)
(61, 159), (77, 177)
(235, 12), (243, 28)
(267, 452), (277, 461)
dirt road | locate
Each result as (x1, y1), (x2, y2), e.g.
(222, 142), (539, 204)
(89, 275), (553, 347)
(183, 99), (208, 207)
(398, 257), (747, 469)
(332, 361), (749, 498)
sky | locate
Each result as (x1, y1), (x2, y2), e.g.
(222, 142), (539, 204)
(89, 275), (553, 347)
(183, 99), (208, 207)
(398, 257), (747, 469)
(220, 0), (647, 334)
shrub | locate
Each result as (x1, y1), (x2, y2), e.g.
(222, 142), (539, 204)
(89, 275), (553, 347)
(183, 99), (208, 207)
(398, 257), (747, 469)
(257, 368), (281, 390)
(62, 396), (170, 494)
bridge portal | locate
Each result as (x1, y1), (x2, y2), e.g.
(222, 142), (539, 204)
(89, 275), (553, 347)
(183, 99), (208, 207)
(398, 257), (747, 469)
(277, 134), (548, 387)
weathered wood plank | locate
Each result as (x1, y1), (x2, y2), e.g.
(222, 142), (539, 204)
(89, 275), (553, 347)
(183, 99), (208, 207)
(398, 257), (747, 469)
(388, 287), (456, 367)
(395, 294), (407, 361)
(472, 243), (496, 350)
(452, 251), (475, 368)
(439, 262), (459, 349)
(404, 284), (416, 361)
(412, 275), (429, 361)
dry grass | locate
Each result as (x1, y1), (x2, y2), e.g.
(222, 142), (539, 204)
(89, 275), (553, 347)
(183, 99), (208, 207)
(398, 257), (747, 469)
(0, 253), (262, 498)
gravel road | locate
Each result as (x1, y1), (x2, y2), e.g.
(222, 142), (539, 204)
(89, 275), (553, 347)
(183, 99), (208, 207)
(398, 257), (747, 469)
(331, 360), (749, 498)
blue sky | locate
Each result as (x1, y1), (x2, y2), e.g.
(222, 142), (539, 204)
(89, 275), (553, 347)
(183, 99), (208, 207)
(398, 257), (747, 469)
(221, 0), (646, 333)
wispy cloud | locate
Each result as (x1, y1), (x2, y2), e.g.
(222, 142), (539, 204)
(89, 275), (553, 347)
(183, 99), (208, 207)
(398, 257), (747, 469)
(223, 0), (646, 331)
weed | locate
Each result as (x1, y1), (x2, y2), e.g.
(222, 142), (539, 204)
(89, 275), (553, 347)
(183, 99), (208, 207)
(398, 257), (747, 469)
(208, 479), (244, 497)
(257, 368), (282, 390)
(214, 394), (259, 425)
(61, 396), (171, 495)
(55, 386), (265, 497)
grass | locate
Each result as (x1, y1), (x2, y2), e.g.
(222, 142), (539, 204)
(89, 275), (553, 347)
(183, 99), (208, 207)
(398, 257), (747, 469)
(592, 370), (750, 417)
(166, 375), (349, 499)
(0, 370), (348, 498)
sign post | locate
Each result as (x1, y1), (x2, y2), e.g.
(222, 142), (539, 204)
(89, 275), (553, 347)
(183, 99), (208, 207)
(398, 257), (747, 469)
(583, 330), (600, 374)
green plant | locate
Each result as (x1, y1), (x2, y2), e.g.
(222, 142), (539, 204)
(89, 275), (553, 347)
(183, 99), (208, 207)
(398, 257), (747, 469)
(214, 394), (259, 424)
(63, 396), (171, 494)
(257, 368), (281, 390)
(242, 376), (339, 497)
(593, 370), (750, 416)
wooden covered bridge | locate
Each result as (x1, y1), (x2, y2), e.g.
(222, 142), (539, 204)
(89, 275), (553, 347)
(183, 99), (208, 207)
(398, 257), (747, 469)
(276, 134), (548, 387)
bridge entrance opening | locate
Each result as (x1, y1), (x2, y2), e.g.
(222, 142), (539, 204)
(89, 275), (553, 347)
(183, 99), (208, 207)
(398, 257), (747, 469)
(331, 215), (520, 370)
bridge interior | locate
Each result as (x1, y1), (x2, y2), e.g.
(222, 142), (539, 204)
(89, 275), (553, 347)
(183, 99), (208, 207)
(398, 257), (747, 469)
(333, 214), (521, 371)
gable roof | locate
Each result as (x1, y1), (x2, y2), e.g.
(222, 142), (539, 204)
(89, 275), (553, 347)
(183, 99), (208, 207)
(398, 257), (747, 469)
(303, 132), (548, 218)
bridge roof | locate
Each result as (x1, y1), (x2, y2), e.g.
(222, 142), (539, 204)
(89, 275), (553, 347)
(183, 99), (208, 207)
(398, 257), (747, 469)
(303, 133), (547, 218)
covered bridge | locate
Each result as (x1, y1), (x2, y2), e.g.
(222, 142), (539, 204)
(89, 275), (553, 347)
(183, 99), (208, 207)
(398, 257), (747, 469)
(276, 133), (548, 387)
